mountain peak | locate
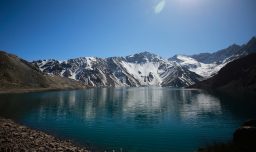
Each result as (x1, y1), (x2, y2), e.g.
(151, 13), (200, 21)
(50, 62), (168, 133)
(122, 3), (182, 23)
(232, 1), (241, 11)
(126, 51), (161, 63)
(138, 51), (156, 55)
(229, 43), (240, 48)
(223, 43), (241, 53)
(247, 36), (256, 45)
(130, 51), (158, 57)
(239, 36), (256, 55)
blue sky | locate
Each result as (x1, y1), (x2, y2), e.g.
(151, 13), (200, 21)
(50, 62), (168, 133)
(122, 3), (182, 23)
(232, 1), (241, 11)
(0, 0), (256, 61)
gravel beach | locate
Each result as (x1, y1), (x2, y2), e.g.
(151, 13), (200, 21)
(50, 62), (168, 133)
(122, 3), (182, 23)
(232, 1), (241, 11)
(0, 118), (90, 152)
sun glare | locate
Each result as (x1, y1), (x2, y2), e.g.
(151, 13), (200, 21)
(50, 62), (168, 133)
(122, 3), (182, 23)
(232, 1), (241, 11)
(177, 0), (202, 6)
(154, 0), (166, 14)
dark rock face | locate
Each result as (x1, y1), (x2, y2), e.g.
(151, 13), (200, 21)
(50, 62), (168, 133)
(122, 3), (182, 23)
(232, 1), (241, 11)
(233, 119), (256, 151)
(0, 118), (89, 152)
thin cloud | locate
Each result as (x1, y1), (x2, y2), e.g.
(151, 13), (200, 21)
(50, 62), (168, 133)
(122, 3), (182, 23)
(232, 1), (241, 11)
(154, 0), (166, 14)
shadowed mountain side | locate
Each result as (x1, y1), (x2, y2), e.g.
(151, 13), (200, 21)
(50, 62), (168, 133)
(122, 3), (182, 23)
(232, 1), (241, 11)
(0, 51), (86, 92)
(190, 53), (256, 92)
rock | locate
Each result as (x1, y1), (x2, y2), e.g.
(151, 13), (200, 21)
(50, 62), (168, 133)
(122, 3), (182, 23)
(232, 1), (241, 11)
(13, 132), (19, 136)
(21, 132), (28, 137)
(233, 119), (256, 151)
(34, 139), (41, 145)
(57, 147), (64, 151)
(4, 123), (12, 127)
(38, 147), (45, 151)
(19, 126), (26, 130)
(243, 119), (256, 127)
(49, 143), (56, 148)
(31, 133), (38, 137)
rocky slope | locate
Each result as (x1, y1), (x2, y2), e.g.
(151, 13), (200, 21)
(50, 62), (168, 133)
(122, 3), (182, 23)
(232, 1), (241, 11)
(198, 119), (256, 152)
(190, 53), (256, 92)
(0, 51), (86, 92)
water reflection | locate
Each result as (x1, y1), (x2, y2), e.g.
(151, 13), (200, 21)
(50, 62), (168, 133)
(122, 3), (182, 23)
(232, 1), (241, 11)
(14, 88), (224, 127)
(180, 93), (222, 121)
(1, 88), (256, 152)
(0, 88), (247, 126)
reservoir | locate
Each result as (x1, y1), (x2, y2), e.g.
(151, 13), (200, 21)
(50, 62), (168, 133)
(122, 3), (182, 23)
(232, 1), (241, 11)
(0, 87), (255, 152)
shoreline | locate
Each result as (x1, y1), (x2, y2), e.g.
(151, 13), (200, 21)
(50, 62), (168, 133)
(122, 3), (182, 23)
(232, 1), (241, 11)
(0, 87), (91, 94)
(0, 117), (90, 152)
(0, 87), (196, 94)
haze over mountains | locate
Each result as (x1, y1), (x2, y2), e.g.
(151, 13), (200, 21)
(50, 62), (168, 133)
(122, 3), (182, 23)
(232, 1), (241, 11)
(32, 37), (256, 88)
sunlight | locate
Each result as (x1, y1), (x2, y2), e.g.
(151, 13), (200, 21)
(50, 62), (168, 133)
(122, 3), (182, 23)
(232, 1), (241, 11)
(176, 0), (203, 7)
(178, 0), (199, 4)
(154, 0), (166, 14)
(153, 0), (204, 14)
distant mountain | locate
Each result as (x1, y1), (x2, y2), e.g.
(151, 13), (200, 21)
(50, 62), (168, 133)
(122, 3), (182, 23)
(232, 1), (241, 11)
(190, 53), (256, 92)
(169, 37), (256, 78)
(32, 37), (256, 88)
(237, 37), (256, 55)
(0, 51), (86, 91)
(191, 44), (242, 64)
(33, 51), (203, 87)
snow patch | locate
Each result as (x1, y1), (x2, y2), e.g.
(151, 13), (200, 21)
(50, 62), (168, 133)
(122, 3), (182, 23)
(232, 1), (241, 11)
(120, 61), (162, 86)
(176, 55), (226, 78)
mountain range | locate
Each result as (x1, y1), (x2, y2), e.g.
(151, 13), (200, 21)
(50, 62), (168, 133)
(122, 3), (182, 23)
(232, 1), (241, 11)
(32, 37), (256, 88)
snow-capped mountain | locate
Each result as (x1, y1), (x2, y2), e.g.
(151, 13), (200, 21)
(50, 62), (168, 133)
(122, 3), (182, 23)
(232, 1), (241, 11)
(33, 37), (256, 87)
(169, 55), (225, 78)
(33, 52), (203, 87)
(169, 37), (256, 78)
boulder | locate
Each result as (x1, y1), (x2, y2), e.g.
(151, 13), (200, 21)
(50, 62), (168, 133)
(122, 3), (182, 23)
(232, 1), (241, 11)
(233, 119), (256, 151)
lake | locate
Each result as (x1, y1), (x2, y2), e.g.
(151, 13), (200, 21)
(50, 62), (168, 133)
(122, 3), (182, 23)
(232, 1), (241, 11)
(0, 87), (255, 152)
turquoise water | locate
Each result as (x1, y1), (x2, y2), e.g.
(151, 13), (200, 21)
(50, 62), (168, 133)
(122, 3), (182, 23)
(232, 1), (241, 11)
(0, 87), (255, 152)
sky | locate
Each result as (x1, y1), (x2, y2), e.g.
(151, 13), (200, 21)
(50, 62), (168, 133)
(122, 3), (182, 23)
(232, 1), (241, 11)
(0, 0), (256, 61)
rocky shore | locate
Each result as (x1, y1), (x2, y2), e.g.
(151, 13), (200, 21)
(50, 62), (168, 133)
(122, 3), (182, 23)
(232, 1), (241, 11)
(198, 119), (256, 152)
(0, 118), (90, 152)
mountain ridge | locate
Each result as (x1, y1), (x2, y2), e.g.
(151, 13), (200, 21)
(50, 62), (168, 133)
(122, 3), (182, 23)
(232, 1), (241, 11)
(33, 51), (203, 87)
(1, 36), (255, 88)
(0, 51), (87, 93)
(169, 37), (256, 78)
(32, 36), (256, 88)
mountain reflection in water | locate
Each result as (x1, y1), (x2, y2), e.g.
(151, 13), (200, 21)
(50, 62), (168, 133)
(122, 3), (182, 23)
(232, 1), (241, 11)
(0, 87), (255, 152)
